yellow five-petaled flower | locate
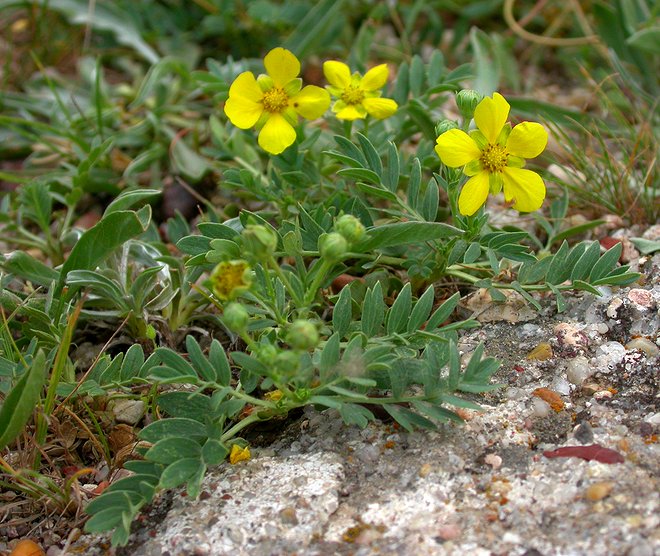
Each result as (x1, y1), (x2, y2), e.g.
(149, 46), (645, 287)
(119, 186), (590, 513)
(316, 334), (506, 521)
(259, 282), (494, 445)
(323, 61), (398, 121)
(224, 47), (331, 155)
(435, 92), (548, 216)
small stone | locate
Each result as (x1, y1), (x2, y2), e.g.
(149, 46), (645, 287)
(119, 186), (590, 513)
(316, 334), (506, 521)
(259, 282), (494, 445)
(527, 342), (553, 361)
(582, 382), (600, 396)
(531, 398), (552, 418)
(111, 399), (146, 425)
(555, 323), (587, 347)
(551, 376), (571, 396)
(585, 481), (614, 501)
(625, 337), (659, 357)
(596, 323), (609, 334)
(574, 421), (594, 444)
(279, 506), (299, 526)
(606, 298), (623, 319)
(418, 463), (432, 477)
(645, 413), (660, 426)
(628, 288), (653, 308)
(595, 341), (626, 372)
(567, 356), (591, 384)
(627, 542), (655, 556)
(532, 388), (564, 412)
(436, 523), (461, 541)
(484, 453), (502, 470)
(593, 390), (614, 401)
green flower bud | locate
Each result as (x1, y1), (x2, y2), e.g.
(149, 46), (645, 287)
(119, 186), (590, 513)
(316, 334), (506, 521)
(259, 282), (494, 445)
(455, 89), (482, 121)
(274, 350), (300, 375)
(286, 320), (319, 350)
(318, 232), (348, 262)
(241, 224), (278, 261)
(255, 343), (278, 364)
(334, 214), (365, 244)
(223, 302), (249, 332)
(435, 119), (459, 137)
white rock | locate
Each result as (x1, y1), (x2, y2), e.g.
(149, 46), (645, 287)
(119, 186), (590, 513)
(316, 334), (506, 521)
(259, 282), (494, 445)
(567, 356), (591, 384)
(531, 398), (552, 418)
(111, 399), (146, 425)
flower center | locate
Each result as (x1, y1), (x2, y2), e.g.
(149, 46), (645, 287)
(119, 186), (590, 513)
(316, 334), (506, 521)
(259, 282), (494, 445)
(212, 261), (251, 300)
(480, 144), (508, 173)
(262, 88), (289, 113)
(341, 85), (365, 106)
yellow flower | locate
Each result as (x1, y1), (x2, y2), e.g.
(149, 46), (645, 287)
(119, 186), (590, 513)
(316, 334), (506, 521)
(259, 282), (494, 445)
(229, 444), (251, 464)
(211, 260), (252, 301)
(323, 61), (398, 121)
(435, 92), (548, 216)
(224, 47), (330, 155)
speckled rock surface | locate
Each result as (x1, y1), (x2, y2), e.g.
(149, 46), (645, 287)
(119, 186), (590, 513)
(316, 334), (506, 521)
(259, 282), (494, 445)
(74, 254), (660, 556)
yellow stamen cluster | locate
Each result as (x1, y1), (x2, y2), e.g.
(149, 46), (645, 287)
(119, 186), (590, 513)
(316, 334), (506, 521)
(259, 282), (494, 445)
(480, 144), (508, 173)
(262, 88), (289, 113)
(340, 85), (365, 106)
(211, 260), (251, 301)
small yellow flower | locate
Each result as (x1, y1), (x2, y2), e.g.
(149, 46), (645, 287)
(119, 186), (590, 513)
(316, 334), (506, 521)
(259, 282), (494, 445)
(229, 444), (251, 464)
(323, 61), (398, 121)
(224, 47), (331, 155)
(263, 389), (283, 402)
(211, 260), (252, 301)
(435, 92), (548, 216)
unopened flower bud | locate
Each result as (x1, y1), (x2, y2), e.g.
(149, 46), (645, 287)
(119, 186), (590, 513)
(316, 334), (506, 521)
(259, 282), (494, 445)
(241, 224), (278, 261)
(455, 89), (482, 120)
(286, 320), (319, 350)
(223, 302), (249, 332)
(435, 119), (458, 137)
(334, 214), (365, 244)
(319, 232), (348, 262)
(274, 350), (300, 375)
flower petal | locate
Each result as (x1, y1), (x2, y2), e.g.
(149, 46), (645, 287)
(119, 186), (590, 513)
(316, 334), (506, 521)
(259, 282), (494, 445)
(474, 92), (510, 144)
(264, 47), (300, 86)
(361, 64), (389, 90)
(502, 167), (546, 212)
(291, 85), (331, 119)
(435, 129), (482, 167)
(336, 104), (366, 120)
(228, 71), (263, 102)
(225, 73), (263, 129)
(458, 172), (490, 216)
(323, 61), (351, 89)
(363, 97), (397, 119)
(506, 122), (548, 158)
(258, 113), (297, 154)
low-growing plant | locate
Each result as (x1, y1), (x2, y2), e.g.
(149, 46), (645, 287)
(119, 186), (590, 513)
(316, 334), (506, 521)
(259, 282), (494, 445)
(0, 41), (642, 549)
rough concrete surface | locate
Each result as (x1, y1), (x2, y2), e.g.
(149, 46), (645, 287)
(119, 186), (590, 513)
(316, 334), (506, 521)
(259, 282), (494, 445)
(75, 253), (659, 556)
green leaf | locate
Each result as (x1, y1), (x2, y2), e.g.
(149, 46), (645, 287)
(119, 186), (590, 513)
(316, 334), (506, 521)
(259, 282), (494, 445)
(361, 281), (385, 337)
(629, 238), (660, 255)
(197, 223), (240, 240)
(159, 458), (204, 489)
(333, 285), (353, 339)
(209, 339), (231, 386)
(627, 27), (660, 54)
(60, 207), (151, 290)
(407, 158), (422, 207)
(0, 350), (46, 451)
(157, 391), (211, 421)
(153, 347), (197, 377)
(339, 403), (373, 428)
(104, 189), (160, 216)
(386, 283), (412, 335)
(357, 222), (462, 251)
(139, 418), (208, 443)
(146, 437), (202, 464)
(383, 405), (436, 432)
(283, 0), (345, 59)
(407, 285), (435, 332)
(419, 179), (439, 222)
(384, 142), (400, 192)
(19, 181), (52, 232)
(319, 333), (341, 382)
(84, 508), (125, 533)
(120, 344), (145, 382)
(186, 336), (216, 382)
(589, 243), (622, 282)
(356, 133), (383, 176)
(2, 251), (59, 287)
(202, 439), (229, 465)
(551, 219), (605, 245)
(337, 168), (381, 184)
(545, 241), (571, 285)
(409, 54), (425, 97)
(426, 292), (460, 330)
(463, 242), (481, 264)
(570, 241), (601, 282)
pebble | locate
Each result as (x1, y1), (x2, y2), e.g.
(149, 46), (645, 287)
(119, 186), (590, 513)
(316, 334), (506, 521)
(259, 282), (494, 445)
(566, 356), (591, 384)
(551, 376), (572, 396)
(628, 288), (653, 308)
(625, 337), (659, 357)
(595, 341), (626, 372)
(596, 323), (609, 334)
(645, 413), (660, 426)
(573, 421), (594, 444)
(111, 399), (146, 425)
(418, 463), (432, 477)
(484, 453), (502, 470)
(527, 342), (553, 361)
(531, 398), (552, 418)
(585, 481), (614, 501)
(436, 523), (461, 541)
(554, 323), (587, 347)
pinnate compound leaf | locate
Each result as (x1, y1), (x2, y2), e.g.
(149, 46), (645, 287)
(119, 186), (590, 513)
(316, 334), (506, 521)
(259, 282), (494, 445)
(139, 418), (208, 443)
(357, 222), (462, 251)
(145, 437), (202, 464)
(160, 458), (205, 489)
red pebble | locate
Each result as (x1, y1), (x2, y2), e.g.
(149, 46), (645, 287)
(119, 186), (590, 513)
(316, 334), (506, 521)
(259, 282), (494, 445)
(543, 444), (624, 464)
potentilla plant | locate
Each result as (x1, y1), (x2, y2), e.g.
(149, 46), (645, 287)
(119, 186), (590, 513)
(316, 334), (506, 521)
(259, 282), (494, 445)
(0, 46), (637, 546)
